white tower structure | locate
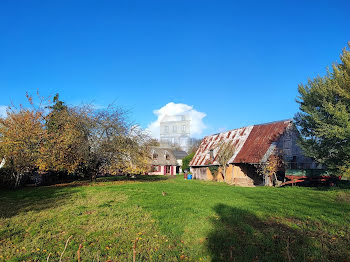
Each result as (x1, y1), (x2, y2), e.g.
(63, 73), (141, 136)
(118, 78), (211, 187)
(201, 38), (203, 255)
(160, 114), (191, 152)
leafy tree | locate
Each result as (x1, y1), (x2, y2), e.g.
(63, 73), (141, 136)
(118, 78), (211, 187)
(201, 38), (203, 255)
(86, 105), (131, 179)
(81, 105), (152, 180)
(295, 43), (350, 177)
(182, 152), (195, 173)
(122, 126), (152, 175)
(255, 150), (284, 186)
(44, 101), (152, 180)
(0, 95), (47, 188)
(0, 93), (153, 187)
(39, 105), (91, 175)
(46, 93), (68, 131)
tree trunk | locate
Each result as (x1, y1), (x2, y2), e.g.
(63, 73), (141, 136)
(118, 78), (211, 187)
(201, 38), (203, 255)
(13, 172), (23, 189)
(264, 174), (273, 186)
(222, 166), (226, 183)
(272, 173), (278, 187)
(90, 172), (97, 182)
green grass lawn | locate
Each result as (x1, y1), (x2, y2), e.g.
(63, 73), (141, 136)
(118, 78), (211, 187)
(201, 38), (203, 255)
(1, 175), (350, 262)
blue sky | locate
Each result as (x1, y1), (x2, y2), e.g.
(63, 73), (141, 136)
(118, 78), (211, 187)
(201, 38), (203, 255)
(0, 0), (349, 137)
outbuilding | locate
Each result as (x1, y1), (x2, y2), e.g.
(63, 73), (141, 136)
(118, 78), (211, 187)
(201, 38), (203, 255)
(189, 120), (319, 186)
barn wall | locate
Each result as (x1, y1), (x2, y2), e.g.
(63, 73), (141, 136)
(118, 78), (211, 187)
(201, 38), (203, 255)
(231, 164), (262, 186)
(207, 165), (234, 182)
(207, 167), (214, 180)
(276, 126), (319, 169)
(192, 164), (262, 186)
(191, 167), (207, 180)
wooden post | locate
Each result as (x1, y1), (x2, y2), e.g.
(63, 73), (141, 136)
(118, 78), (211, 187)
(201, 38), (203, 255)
(231, 164), (234, 184)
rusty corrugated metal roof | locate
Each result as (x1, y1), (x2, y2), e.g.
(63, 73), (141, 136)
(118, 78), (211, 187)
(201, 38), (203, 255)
(190, 120), (292, 166)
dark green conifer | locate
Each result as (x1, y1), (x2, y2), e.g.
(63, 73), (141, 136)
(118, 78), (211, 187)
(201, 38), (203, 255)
(295, 43), (350, 177)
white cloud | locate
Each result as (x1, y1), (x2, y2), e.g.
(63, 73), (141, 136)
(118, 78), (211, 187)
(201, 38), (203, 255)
(147, 102), (207, 139)
(0, 105), (8, 118)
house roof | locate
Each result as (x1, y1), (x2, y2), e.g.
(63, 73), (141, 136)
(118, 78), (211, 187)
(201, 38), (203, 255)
(173, 150), (188, 160)
(150, 147), (178, 166)
(190, 120), (292, 167)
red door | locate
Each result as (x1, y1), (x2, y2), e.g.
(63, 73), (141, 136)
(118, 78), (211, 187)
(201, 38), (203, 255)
(170, 166), (173, 176)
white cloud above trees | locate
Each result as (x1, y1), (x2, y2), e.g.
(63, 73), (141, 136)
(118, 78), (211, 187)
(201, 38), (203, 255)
(147, 102), (206, 139)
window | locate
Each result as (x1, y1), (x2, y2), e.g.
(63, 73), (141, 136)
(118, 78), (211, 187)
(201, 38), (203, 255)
(173, 125), (177, 133)
(165, 153), (170, 160)
(151, 165), (160, 172)
(153, 153), (158, 160)
(209, 149), (214, 160)
(182, 125), (186, 133)
(164, 126), (169, 133)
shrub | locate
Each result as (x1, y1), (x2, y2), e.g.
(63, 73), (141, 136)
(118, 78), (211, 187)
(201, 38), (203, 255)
(182, 152), (195, 172)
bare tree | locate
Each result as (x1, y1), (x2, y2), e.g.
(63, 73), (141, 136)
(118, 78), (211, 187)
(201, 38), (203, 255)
(188, 138), (202, 154)
(215, 141), (236, 183)
(85, 105), (152, 179)
(146, 138), (160, 147)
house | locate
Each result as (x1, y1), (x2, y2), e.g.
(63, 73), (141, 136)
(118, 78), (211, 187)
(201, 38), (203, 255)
(173, 150), (188, 173)
(148, 147), (183, 175)
(189, 120), (318, 186)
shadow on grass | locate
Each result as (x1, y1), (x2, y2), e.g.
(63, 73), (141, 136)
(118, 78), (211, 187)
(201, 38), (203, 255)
(207, 204), (350, 262)
(97, 174), (171, 183)
(314, 180), (350, 191)
(0, 175), (171, 218)
(0, 175), (170, 219)
(39, 174), (171, 188)
(338, 180), (350, 189)
(0, 186), (78, 219)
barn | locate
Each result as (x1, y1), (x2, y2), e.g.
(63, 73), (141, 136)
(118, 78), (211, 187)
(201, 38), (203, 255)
(189, 120), (319, 186)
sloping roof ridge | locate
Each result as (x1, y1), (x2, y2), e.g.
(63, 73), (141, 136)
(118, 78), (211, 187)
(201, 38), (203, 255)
(203, 125), (252, 139)
(252, 118), (293, 127)
(173, 150), (187, 153)
(190, 119), (293, 167)
(203, 119), (293, 139)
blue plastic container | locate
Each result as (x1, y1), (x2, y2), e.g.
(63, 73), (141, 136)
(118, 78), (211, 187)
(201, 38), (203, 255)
(187, 174), (192, 180)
